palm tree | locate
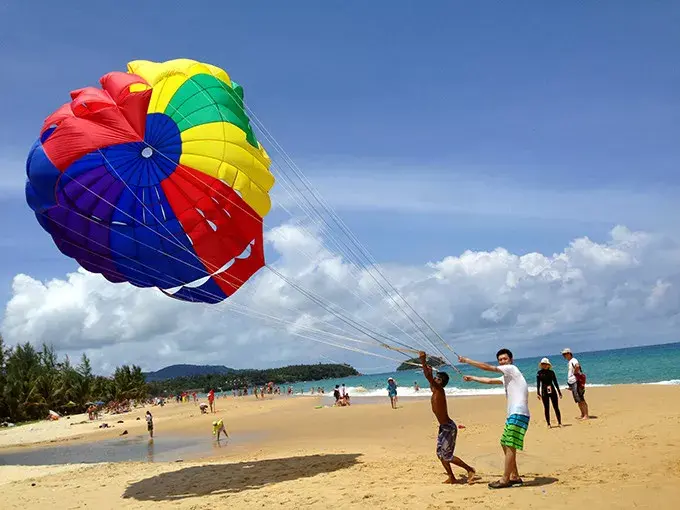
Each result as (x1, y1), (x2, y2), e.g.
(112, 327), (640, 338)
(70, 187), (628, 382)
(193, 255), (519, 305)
(0, 340), (148, 422)
(3, 342), (43, 421)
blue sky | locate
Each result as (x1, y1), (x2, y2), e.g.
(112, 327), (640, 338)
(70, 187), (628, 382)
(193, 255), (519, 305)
(1, 2), (679, 366)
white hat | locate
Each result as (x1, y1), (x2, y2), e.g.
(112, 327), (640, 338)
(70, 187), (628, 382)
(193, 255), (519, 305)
(561, 348), (572, 354)
(539, 357), (551, 367)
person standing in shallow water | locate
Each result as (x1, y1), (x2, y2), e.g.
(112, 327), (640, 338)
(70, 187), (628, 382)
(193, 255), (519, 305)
(145, 410), (153, 438)
(419, 351), (479, 485)
(536, 357), (562, 428)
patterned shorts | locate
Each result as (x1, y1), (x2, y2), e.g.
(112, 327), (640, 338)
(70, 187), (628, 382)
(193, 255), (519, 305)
(569, 382), (586, 403)
(436, 420), (458, 461)
(500, 414), (529, 450)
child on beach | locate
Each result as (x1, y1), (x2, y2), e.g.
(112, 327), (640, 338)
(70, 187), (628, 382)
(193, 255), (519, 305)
(212, 418), (229, 441)
(419, 351), (479, 485)
(145, 410), (153, 438)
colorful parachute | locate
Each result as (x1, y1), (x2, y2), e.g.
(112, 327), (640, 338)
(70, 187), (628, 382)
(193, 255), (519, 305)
(25, 59), (275, 303)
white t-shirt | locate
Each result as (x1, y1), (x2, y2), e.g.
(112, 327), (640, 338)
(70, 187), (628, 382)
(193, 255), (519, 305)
(497, 364), (530, 417)
(567, 357), (579, 384)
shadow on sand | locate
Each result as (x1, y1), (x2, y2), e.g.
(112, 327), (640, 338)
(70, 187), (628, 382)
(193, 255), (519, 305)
(484, 475), (559, 488)
(123, 453), (362, 501)
(520, 476), (559, 487)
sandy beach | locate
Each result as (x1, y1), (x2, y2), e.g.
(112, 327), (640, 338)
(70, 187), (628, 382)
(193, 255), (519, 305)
(1, 384), (679, 509)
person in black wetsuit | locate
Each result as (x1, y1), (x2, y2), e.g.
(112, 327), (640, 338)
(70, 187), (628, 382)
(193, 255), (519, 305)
(536, 357), (562, 428)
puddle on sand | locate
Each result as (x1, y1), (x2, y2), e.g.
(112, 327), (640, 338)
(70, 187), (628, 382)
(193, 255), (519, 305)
(0, 432), (259, 466)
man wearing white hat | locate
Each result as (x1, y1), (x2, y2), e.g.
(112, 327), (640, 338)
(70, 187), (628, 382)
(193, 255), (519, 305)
(561, 348), (590, 420)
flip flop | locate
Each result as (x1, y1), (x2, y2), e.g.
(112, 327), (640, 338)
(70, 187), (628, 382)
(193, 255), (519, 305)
(509, 478), (524, 485)
(488, 480), (513, 489)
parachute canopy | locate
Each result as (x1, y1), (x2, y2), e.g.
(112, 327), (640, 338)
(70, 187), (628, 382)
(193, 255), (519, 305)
(25, 58), (275, 303)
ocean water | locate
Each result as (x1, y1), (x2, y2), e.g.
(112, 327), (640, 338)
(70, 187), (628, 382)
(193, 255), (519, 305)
(281, 342), (680, 399)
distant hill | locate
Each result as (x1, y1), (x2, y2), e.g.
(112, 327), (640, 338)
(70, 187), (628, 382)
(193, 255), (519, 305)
(143, 364), (236, 382)
(397, 355), (447, 371)
(145, 363), (359, 395)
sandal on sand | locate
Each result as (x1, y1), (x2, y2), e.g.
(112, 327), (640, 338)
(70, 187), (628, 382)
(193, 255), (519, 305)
(509, 478), (524, 485)
(488, 480), (513, 489)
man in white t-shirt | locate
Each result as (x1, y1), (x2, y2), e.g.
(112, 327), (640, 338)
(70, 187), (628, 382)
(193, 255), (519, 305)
(459, 348), (530, 490)
(561, 348), (590, 420)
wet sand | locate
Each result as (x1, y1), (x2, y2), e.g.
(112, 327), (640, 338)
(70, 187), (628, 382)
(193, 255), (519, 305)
(1, 385), (679, 509)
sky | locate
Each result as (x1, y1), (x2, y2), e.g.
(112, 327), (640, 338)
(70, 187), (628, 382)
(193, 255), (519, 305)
(1, 2), (679, 374)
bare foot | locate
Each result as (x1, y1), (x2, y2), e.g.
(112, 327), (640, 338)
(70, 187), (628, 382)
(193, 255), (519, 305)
(443, 477), (461, 484)
(467, 470), (481, 484)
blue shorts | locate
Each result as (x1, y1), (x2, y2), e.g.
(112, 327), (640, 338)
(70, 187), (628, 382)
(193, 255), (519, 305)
(436, 420), (458, 461)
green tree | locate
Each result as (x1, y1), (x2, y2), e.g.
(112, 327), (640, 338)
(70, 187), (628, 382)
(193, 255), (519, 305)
(3, 342), (43, 421)
(0, 334), (9, 418)
(0, 339), (151, 423)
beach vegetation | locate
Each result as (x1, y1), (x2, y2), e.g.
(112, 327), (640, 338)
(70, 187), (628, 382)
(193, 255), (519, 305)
(0, 337), (147, 423)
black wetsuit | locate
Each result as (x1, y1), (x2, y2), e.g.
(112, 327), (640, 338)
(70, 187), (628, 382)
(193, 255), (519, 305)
(536, 368), (562, 426)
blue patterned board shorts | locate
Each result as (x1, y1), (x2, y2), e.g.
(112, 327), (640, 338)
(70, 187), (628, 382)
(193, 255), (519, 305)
(500, 414), (530, 451)
(436, 420), (458, 461)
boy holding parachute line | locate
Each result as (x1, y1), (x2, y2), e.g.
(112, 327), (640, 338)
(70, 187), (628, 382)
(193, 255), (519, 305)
(419, 351), (479, 485)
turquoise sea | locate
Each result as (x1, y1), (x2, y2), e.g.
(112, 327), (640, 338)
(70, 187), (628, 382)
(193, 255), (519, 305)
(281, 342), (680, 399)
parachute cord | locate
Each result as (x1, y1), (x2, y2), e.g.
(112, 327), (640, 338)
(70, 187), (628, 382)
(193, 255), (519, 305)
(266, 265), (421, 355)
(54, 135), (427, 357)
(162, 76), (450, 361)
(38, 209), (419, 359)
(238, 100), (454, 363)
(38, 206), (416, 358)
(40, 73), (453, 367)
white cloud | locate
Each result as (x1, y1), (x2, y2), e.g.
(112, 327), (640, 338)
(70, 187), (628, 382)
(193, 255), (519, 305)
(2, 223), (679, 375)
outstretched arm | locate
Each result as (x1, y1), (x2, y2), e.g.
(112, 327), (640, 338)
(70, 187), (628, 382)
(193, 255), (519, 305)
(458, 355), (502, 373)
(419, 351), (435, 386)
(463, 375), (503, 385)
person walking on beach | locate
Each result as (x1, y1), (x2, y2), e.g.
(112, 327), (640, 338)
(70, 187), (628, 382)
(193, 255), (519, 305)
(561, 348), (590, 420)
(387, 377), (398, 409)
(419, 351), (479, 485)
(145, 410), (154, 438)
(208, 389), (216, 413)
(536, 357), (562, 428)
(458, 349), (530, 489)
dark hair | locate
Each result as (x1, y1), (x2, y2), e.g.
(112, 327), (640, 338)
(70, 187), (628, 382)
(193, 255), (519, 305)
(496, 348), (513, 360)
(335, 384), (340, 388)
(437, 371), (450, 387)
